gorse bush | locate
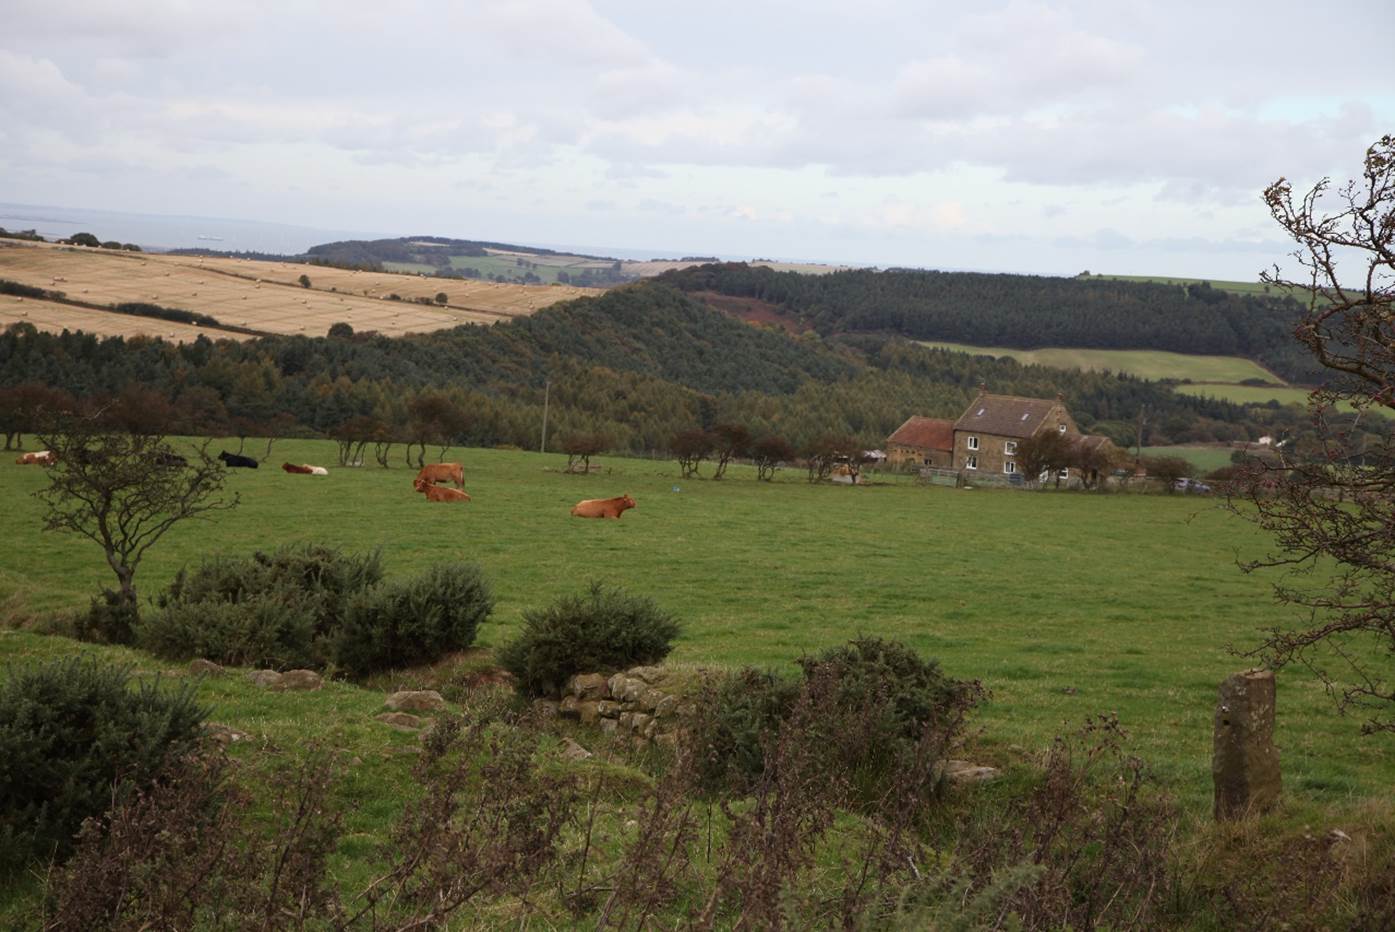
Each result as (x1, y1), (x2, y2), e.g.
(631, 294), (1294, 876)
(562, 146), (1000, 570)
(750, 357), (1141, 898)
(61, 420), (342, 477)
(0, 658), (207, 871)
(689, 668), (800, 794)
(499, 583), (681, 697)
(76, 588), (140, 645)
(136, 544), (491, 676)
(330, 563), (494, 677)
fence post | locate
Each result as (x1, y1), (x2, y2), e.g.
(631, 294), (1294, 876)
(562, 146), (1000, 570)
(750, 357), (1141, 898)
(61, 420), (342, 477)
(1212, 669), (1281, 820)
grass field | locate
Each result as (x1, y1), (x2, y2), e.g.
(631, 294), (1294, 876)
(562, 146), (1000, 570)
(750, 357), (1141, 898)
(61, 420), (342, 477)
(1140, 444), (1238, 473)
(1081, 273), (1284, 297)
(0, 241), (596, 342)
(918, 340), (1280, 384)
(2, 440), (1389, 813)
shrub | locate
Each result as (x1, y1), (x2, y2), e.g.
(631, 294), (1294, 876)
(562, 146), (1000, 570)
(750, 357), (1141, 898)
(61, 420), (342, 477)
(138, 599), (317, 669)
(328, 563), (493, 677)
(499, 583), (681, 697)
(76, 588), (140, 644)
(0, 658), (207, 870)
(689, 668), (800, 793)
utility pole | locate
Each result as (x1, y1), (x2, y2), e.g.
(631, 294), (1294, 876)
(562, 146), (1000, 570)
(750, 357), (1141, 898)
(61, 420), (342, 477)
(540, 379), (551, 453)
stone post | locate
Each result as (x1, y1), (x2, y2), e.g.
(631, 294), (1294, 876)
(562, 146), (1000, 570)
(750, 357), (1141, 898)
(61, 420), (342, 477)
(1212, 669), (1281, 820)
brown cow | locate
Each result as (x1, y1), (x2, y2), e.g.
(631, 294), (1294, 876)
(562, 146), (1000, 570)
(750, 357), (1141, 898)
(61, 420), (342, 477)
(414, 476), (471, 502)
(570, 494), (636, 519)
(415, 462), (463, 489)
(282, 462), (313, 474)
(15, 450), (56, 465)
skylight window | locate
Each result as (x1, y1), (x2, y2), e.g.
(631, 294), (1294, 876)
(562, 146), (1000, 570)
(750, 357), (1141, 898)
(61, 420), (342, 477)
(976, 408), (986, 416)
(1020, 412), (1030, 420)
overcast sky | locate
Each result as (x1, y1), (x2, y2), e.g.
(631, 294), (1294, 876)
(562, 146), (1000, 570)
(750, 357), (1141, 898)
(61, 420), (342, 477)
(2, 0), (1391, 278)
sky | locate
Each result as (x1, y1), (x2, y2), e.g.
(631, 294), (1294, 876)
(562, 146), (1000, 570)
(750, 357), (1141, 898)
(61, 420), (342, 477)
(1, 0), (1391, 278)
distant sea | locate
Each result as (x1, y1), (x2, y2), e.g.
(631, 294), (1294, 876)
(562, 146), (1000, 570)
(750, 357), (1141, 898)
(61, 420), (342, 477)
(0, 202), (387, 255)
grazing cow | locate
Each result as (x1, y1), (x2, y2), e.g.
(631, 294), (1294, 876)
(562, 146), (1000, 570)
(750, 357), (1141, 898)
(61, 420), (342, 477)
(282, 462), (313, 474)
(414, 477), (471, 502)
(218, 451), (259, 469)
(15, 450), (56, 465)
(570, 494), (636, 519)
(415, 462), (464, 489)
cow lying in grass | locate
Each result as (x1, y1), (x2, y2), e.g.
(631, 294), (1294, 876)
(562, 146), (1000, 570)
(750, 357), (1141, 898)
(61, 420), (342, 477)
(219, 451), (258, 468)
(282, 462), (312, 474)
(15, 450), (55, 465)
(413, 477), (471, 502)
(570, 494), (636, 519)
(415, 462), (463, 489)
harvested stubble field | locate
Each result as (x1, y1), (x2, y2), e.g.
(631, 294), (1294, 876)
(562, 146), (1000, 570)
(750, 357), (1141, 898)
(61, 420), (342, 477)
(0, 241), (596, 342)
(2, 441), (1389, 814)
(0, 295), (252, 343)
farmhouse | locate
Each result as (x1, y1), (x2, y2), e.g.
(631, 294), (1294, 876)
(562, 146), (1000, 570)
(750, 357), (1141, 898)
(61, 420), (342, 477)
(885, 416), (955, 468)
(952, 391), (1079, 478)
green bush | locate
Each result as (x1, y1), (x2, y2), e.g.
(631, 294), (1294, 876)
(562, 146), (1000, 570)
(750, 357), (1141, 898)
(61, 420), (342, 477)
(328, 563), (493, 677)
(0, 658), (207, 870)
(499, 583), (681, 697)
(689, 668), (800, 793)
(76, 589), (139, 645)
(138, 544), (490, 677)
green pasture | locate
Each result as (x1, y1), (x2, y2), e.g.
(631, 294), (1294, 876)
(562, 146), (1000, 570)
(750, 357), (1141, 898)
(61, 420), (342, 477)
(1174, 383), (1391, 418)
(1140, 445), (1237, 473)
(1082, 273), (1281, 297)
(918, 340), (1279, 384)
(2, 441), (1389, 813)
(383, 251), (617, 285)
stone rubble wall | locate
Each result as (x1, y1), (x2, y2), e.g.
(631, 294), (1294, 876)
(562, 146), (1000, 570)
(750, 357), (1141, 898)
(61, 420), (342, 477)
(535, 665), (698, 747)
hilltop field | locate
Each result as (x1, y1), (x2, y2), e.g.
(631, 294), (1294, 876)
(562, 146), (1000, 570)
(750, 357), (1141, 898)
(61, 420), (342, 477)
(2, 440), (1388, 811)
(0, 240), (596, 342)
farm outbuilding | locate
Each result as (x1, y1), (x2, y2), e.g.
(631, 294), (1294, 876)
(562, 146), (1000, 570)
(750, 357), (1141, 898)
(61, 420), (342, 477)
(885, 416), (955, 469)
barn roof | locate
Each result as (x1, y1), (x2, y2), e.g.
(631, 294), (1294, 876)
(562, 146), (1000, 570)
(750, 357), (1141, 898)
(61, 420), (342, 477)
(953, 393), (1060, 439)
(887, 416), (955, 451)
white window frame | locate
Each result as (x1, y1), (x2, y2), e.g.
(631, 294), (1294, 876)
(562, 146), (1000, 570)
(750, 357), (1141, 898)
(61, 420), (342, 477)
(1004, 460), (1017, 474)
(967, 435), (979, 451)
(1058, 467), (1070, 478)
(1004, 440), (1017, 455)
(1057, 423), (1067, 433)
(966, 454), (978, 470)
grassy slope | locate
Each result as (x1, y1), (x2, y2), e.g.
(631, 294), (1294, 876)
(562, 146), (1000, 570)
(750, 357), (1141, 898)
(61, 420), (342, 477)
(1140, 445), (1237, 473)
(2, 440), (1389, 811)
(918, 340), (1278, 384)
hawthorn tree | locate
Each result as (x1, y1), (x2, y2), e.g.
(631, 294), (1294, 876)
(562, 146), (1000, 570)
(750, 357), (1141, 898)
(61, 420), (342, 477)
(670, 429), (714, 479)
(1232, 135), (1395, 735)
(751, 434), (796, 482)
(1015, 430), (1074, 487)
(710, 423), (751, 480)
(36, 420), (237, 641)
(1139, 455), (1189, 492)
(561, 431), (607, 474)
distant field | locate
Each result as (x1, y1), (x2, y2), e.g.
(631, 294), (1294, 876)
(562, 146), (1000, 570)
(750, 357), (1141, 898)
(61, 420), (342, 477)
(0, 241), (595, 342)
(2, 441), (1389, 810)
(0, 295), (252, 343)
(918, 340), (1279, 384)
(1139, 445), (1237, 473)
(623, 258), (852, 277)
(1082, 273), (1284, 297)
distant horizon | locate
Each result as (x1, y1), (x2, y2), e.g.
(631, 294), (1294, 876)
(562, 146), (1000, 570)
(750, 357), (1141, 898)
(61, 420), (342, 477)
(0, 199), (1278, 284)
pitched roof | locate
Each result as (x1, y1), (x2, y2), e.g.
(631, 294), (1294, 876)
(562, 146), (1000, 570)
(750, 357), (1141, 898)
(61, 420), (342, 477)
(953, 393), (1059, 439)
(887, 416), (954, 451)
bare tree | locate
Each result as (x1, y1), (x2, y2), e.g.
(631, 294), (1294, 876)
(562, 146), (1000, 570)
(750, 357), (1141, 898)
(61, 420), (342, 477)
(670, 428), (714, 479)
(710, 423), (751, 480)
(36, 419), (238, 639)
(561, 431), (607, 474)
(1234, 135), (1395, 735)
(751, 435), (796, 482)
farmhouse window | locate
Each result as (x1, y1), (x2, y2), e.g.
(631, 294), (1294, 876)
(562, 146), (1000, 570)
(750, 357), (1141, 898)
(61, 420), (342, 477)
(1004, 441), (1017, 455)
(967, 436), (979, 451)
(1004, 460), (1017, 474)
(966, 455), (978, 470)
(1058, 467), (1069, 478)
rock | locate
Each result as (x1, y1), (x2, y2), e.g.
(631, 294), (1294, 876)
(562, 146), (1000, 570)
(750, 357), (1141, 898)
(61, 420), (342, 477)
(597, 700), (623, 718)
(189, 659), (225, 676)
(1212, 669), (1281, 820)
(578, 701), (602, 725)
(652, 694), (679, 718)
(942, 760), (1000, 784)
(642, 717), (658, 739)
(376, 712), (426, 731)
(654, 731), (679, 750)
(608, 672), (627, 699)
(634, 687), (664, 713)
(248, 670), (284, 688)
(204, 723), (247, 746)
(676, 701), (699, 718)
(385, 690), (445, 712)
(598, 718), (619, 735)
(1061, 686), (1078, 695)
(559, 695), (581, 719)
(630, 713), (653, 736)
(610, 676), (647, 704)
(618, 711), (634, 732)
(274, 669), (323, 691)
(626, 665), (664, 684)
(569, 673), (610, 701)
(560, 737), (593, 762)
(532, 699), (560, 719)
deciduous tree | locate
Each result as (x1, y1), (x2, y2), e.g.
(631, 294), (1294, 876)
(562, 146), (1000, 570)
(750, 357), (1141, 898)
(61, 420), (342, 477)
(670, 428), (713, 479)
(1235, 135), (1395, 735)
(561, 431), (607, 474)
(710, 423), (751, 480)
(751, 434), (795, 482)
(1015, 430), (1074, 487)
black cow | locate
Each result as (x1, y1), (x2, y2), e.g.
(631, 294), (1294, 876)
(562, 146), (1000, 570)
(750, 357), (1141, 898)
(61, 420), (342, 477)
(218, 450), (259, 469)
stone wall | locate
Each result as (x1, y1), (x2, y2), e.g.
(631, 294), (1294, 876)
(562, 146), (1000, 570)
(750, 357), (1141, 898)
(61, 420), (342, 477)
(534, 665), (697, 747)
